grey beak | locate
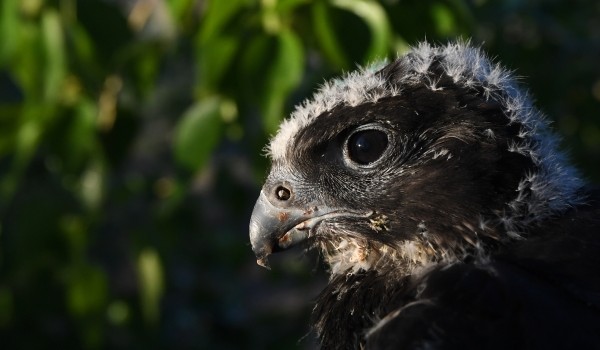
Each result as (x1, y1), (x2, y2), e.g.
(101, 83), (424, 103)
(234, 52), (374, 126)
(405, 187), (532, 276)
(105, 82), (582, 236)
(249, 191), (316, 268)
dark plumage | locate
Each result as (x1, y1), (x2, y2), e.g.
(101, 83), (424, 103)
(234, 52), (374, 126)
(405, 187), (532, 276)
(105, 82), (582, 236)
(249, 42), (600, 349)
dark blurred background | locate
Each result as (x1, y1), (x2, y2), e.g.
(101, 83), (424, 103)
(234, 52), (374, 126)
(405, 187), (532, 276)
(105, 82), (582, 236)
(0, 0), (598, 348)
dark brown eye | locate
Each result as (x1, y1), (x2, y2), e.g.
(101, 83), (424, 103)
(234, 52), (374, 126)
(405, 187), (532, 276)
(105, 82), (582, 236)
(347, 129), (389, 165)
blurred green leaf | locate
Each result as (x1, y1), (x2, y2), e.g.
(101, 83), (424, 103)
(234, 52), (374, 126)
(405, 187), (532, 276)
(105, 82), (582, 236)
(138, 248), (164, 326)
(0, 0), (20, 64)
(12, 21), (43, 101)
(41, 9), (67, 102)
(313, 1), (349, 68)
(196, 35), (239, 94)
(198, 0), (248, 43)
(277, 0), (311, 13)
(67, 265), (108, 317)
(313, 0), (392, 68)
(78, 160), (105, 211)
(0, 103), (21, 157)
(69, 22), (100, 76)
(106, 300), (130, 326)
(134, 49), (161, 96)
(66, 263), (108, 348)
(62, 98), (99, 170)
(173, 96), (224, 172)
(261, 29), (304, 132)
(60, 214), (88, 261)
(166, 0), (195, 22)
(0, 287), (14, 328)
(332, 0), (391, 62)
(76, 0), (133, 62)
(431, 3), (458, 36)
(0, 106), (43, 201)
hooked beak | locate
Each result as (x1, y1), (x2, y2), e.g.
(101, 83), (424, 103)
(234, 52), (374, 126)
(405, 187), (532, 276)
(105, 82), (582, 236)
(249, 190), (372, 269)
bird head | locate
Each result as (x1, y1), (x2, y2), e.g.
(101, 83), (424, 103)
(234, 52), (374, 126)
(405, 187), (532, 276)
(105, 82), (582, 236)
(249, 42), (583, 274)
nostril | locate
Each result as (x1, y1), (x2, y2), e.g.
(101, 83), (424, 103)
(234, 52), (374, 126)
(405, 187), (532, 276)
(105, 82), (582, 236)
(275, 185), (291, 201)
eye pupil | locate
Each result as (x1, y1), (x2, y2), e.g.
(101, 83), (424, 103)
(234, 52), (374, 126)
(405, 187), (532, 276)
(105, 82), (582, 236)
(347, 129), (389, 165)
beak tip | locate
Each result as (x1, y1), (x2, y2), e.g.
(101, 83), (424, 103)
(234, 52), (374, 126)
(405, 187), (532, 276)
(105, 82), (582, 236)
(251, 239), (273, 270)
(256, 256), (271, 269)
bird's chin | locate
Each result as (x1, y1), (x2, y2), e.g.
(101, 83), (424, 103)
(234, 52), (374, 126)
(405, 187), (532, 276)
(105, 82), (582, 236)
(255, 226), (319, 269)
(276, 221), (314, 250)
(258, 213), (374, 269)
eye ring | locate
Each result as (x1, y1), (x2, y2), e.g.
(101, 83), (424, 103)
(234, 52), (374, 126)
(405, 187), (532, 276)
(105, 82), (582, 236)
(343, 125), (391, 167)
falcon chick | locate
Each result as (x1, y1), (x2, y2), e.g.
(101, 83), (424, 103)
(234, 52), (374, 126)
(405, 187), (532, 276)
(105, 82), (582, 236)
(249, 42), (600, 349)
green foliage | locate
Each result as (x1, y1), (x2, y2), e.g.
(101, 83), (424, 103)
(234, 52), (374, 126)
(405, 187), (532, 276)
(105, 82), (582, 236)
(137, 248), (164, 326)
(0, 0), (598, 348)
(173, 97), (225, 172)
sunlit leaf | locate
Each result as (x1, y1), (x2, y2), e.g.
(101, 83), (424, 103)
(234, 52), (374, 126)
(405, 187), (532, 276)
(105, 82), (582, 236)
(138, 248), (164, 325)
(41, 9), (67, 102)
(11, 21), (43, 101)
(20, 0), (43, 17)
(79, 160), (105, 211)
(166, 0), (196, 22)
(173, 96), (224, 172)
(0, 0), (20, 64)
